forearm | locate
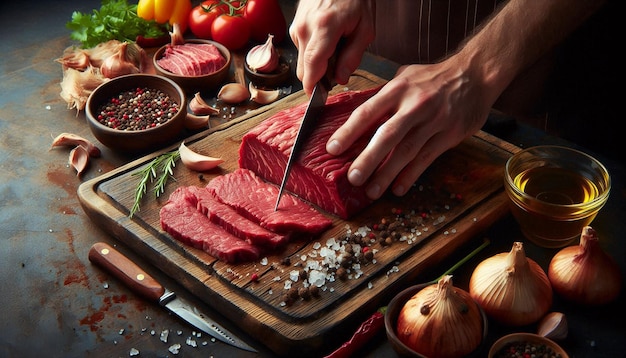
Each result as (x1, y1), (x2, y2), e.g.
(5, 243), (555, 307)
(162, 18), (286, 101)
(453, 0), (605, 108)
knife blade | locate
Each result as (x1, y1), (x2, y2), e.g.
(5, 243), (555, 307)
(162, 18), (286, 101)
(88, 242), (257, 352)
(273, 56), (338, 211)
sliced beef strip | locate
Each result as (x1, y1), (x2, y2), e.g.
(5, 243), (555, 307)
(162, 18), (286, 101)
(156, 43), (226, 76)
(160, 186), (261, 263)
(239, 87), (385, 219)
(189, 186), (289, 249)
(206, 168), (333, 234)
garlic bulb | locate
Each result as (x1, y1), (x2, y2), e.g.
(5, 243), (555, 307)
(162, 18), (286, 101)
(100, 42), (142, 79)
(178, 142), (223, 172)
(548, 226), (622, 305)
(245, 34), (279, 73)
(397, 275), (484, 358)
(469, 242), (553, 326)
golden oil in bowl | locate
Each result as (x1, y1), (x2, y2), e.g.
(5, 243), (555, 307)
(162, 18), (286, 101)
(504, 146), (610, 248)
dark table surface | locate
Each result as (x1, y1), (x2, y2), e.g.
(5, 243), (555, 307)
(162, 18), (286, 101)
(1, 1), (624, 357)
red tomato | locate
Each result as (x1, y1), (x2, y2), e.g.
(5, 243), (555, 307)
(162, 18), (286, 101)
(244, 0), (287, 43)
(188, 1), (227, 39)
(211, 14), (251, 50)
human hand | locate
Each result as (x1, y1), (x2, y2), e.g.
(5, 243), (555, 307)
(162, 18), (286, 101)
(326, 61), (493, 200)
(288, 0), (375, 96)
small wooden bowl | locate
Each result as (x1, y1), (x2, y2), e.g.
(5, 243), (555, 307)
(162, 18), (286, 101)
(488, 333), (569, 358)
(244, 56), (291, 88)
(85, 74), (186, 154)
(153, 39), (231, 94)
(385, 283), (489, 358)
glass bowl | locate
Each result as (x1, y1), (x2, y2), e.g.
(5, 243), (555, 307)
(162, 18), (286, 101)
(504, 145), (610, 248)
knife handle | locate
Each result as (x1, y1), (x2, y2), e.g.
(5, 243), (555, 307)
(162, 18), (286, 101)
(89, 242), (165, 302)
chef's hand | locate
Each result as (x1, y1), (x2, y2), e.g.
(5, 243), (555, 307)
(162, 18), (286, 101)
(289, 0), (375, 96)
(326, 61), (491, 200)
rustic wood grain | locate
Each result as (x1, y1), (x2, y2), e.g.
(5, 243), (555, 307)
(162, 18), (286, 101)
(78, 70), (518, 356)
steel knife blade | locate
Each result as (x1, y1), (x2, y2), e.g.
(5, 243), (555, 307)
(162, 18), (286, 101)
(274, 42), (343, 211)
(273, 80), (331, 211)
(88, 242), (257, 352)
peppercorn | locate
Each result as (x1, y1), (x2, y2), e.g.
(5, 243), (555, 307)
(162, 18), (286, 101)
(97, 87), (178, 131)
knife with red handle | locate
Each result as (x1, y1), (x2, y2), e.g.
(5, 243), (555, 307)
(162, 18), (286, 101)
(88, 242), (257, 352)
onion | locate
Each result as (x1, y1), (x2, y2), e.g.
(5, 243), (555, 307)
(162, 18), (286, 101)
(548, 226), (622, 305)
(469, 242), (553, 326)
(396, 275), (484, 358)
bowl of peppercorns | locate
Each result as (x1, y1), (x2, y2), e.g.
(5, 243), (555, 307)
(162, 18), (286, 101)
(85, 73), (187, 153)
(488, 333), (569, 358)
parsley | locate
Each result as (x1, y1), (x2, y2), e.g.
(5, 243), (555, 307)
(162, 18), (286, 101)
(66, 0), (166, 48)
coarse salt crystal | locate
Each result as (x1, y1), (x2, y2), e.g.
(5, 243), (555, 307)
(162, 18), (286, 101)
(186, 337), (197, 347)
(168, 343), (181, 354)
(160, 329), (169, 343)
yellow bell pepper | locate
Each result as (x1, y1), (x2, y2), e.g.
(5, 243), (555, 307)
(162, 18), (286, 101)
(137, 0), (191, 30)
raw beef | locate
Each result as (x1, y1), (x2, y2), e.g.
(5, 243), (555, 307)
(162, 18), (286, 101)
(191, 186), (289, 249)
(160, 186), (261, 263)
(206, 168), (333, 234)
(156, 43), (226, 76)
(239, 87), (385, 219)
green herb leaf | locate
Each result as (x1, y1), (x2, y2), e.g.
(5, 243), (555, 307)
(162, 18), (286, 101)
(67, 0), (166, 48)
(129, 150), (180, 218)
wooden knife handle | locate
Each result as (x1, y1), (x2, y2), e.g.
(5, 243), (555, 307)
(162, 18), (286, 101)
(88, 242), (165, 302)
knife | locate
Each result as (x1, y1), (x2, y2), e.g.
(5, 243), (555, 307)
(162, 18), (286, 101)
(273, 53), (338, 211)
(88, 242), (257, 352)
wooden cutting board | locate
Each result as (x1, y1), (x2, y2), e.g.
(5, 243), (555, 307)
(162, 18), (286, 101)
(78, 70), (518, 356)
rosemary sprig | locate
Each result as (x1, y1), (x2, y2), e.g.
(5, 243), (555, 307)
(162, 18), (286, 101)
(129, 150), (180, 218)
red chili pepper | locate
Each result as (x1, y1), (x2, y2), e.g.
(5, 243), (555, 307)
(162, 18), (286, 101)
(323, 307), (387, 358)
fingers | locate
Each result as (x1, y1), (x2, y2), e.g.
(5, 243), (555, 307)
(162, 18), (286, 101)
(289, 0), (375, 95)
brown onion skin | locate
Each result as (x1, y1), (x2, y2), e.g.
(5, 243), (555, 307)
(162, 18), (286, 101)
(548, 227), (622, 305)
(397, 279), (483, 358)
(469, 242), (553, 327)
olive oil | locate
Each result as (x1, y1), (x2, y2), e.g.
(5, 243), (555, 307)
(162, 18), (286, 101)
(507, 166), (607, 248)
(513, 166), (600, 205)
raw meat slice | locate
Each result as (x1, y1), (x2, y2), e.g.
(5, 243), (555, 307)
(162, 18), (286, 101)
(160, 187), (260, 263)
(239, 87), (385, 219)
(206, 168), (333, 234)
(190, 186), (289, 249)
(156, 43), (226, 76)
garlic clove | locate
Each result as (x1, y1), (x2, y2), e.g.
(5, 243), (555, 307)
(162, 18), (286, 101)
(537, 312), (568, 340)
(178, 142), (223, 172)
(184, 113), (210, 130)
(69, 145), (90, 176)
(217, 83), (250, 104)
(245, 34), (279, 73)
(189, 92), (219, 115)
(248, 83), (280, 105)
(51, 132), (101, 158)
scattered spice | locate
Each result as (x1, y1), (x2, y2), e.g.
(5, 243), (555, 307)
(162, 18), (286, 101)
(96, 86), (179, 131)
